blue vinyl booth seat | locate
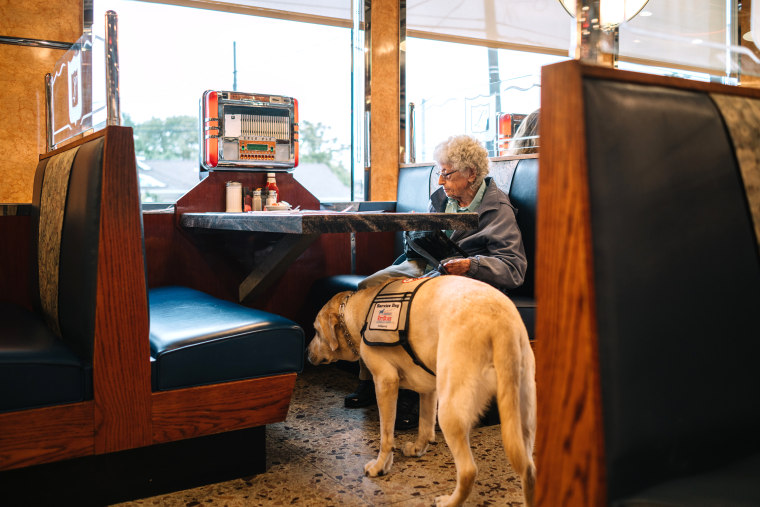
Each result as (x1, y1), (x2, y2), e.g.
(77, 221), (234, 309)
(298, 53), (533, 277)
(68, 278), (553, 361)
(0, 303), (92, 412)
(0, 127), (305, 477)
(0, 131), (305, 415)
(149, 286), (305, 391)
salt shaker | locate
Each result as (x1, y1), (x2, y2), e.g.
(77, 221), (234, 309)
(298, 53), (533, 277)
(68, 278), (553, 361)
(225, 181), (242, 212)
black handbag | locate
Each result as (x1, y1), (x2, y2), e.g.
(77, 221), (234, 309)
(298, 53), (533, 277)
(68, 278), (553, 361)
(403, 230), (468, 271)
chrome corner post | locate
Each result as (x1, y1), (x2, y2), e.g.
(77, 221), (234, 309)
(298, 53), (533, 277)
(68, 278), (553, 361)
(574, 0), (619, 68)
(363, 0), (372, 201)
(45, 73), (54, 152)
(83, 0), (94, 34)
(408, 102), (416, 163)
(353, 0), (368, 201)
(725, 0), (739, 84)
(105, 10), (121, 126)
(399, 0), (407, 165)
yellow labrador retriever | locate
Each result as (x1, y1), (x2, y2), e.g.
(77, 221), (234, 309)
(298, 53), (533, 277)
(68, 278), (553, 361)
(307, 276), (536, 507)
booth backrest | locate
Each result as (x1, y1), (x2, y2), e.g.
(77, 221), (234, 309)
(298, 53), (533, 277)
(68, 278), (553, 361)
(391, 164), (437, 258)
(505, 158), (537, 299)
(537, 61), (760, 506)
(585, 76), (760, 500)
(30, 138), (106, 363)
(397, 164), (437, 213)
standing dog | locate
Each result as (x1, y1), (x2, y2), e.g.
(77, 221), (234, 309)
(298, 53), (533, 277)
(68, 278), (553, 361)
(307, 276), (536, 507)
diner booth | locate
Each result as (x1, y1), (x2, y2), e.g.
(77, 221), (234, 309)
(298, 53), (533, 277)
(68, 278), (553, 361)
(2, 0), (760, 505)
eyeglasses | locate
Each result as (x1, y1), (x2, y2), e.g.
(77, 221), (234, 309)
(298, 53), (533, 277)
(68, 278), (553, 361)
(435, 168), (459, 180)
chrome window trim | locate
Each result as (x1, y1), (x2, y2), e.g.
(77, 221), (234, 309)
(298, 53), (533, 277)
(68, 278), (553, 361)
(0, 36), (71, 50)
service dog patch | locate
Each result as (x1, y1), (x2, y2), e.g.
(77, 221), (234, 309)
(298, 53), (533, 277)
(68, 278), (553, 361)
(361, 277), (436, 376)
(369, 302), (402, 330)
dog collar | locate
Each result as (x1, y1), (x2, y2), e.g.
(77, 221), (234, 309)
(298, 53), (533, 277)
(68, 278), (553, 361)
(338, 293), (359, 357)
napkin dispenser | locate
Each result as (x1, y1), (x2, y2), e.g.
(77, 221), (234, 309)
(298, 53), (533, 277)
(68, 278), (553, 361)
(200, 90), (299, 172)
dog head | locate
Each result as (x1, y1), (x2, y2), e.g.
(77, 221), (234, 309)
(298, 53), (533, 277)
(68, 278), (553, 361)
(307, 291), (361, 366)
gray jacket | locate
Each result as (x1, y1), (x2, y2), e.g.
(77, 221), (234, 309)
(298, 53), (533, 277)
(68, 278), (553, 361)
(428, 177), (527, 292)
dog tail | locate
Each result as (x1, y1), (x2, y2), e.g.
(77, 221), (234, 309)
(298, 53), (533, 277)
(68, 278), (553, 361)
(494, 323), (536, 507)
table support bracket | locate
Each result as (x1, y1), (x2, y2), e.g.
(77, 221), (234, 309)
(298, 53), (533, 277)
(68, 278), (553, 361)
(238, 233), (320, 303)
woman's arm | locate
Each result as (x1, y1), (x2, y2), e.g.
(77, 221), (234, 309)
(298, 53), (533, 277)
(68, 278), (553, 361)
(460, 204), (527, 292)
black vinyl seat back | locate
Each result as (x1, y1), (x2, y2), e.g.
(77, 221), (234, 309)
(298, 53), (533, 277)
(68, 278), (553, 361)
(30, 137), (105, 363)
(398, 164), (436, 213)
(506, 158), (537, 299)
(0, 137), (104, 411)
(394, 164), (436, 258)
(583, 78), (760, 500)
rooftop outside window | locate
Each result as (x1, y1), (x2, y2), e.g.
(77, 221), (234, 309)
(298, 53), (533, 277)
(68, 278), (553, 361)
(94, 0), (353, 204)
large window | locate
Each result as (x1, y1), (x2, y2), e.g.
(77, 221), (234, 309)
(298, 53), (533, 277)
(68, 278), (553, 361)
(94, 0), (353, 203)
(406, 38), (566, 161)
(404, 0), (751, 161)
(404, 0), (569, 161)
(93, 0), (753, 203)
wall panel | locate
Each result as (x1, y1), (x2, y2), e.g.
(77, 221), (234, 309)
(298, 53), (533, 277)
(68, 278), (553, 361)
(0, 45), (69, 202)
(369, 0), (400, 201)
(0, 0), (81, 203)
(0, 0), (81, 42)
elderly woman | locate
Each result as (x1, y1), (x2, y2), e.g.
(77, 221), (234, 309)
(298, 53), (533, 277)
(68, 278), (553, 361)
(347, 134), (527, 428)
(359, 134), (527, 291)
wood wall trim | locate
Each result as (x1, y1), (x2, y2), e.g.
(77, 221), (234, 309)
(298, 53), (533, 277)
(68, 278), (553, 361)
(150, 373), (297, 444)
(369, 0), (400, 201)
(535, 60), (607, 506)
(40, 128), (106, 161)
(93, 126), (152, 454)
(0, 401), (94, 471)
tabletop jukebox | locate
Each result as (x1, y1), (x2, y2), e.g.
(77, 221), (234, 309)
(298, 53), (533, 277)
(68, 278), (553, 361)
(200, 90), (299, 171)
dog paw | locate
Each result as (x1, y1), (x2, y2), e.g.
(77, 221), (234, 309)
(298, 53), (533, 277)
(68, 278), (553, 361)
(434, 494), (453, 507)
(402, 441), (428, 457)
(364, 455), (393, 477)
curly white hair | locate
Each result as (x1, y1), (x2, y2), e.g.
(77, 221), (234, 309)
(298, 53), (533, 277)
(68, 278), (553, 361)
(433, 135), (490, 189)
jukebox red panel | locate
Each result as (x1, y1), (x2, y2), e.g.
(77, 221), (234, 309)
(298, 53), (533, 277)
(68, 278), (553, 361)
(200, 90), (299, 171)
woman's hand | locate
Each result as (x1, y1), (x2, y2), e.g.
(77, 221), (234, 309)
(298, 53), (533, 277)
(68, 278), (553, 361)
(442, 258), (471, 276)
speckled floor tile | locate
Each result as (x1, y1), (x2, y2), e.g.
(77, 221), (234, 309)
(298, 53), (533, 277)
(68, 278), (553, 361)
(113, 364), (526, 506)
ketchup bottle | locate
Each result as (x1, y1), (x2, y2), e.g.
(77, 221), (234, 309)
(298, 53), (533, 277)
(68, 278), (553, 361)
(265, 172), (279, 206)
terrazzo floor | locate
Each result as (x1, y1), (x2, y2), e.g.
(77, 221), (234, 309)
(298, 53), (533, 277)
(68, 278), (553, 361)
(114, 363), (526, 506)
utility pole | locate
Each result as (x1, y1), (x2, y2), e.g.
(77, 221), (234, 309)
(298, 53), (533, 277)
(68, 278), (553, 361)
(233, 41), (238, 91)
(485, 0), (500, 156)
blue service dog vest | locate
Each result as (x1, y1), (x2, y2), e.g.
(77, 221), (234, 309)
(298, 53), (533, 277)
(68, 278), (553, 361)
(361, 277), (436, 376)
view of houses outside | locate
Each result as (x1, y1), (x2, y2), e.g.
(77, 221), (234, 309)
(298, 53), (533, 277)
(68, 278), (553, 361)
(95, 0), (353, 204)
(125, 114), (351, 203)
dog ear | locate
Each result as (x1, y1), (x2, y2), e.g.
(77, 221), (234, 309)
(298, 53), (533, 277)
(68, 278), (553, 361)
(324, 312), (342, 352)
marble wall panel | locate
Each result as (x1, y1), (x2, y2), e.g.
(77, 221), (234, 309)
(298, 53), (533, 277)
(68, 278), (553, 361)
(369, 0), (400, 202)
(1, 0), (81, 203)
(0, 0), (81, 42)
(0, 44), (68, 203)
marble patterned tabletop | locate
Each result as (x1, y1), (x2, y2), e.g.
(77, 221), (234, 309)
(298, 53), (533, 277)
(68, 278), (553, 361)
(180, 210), (478, 234)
